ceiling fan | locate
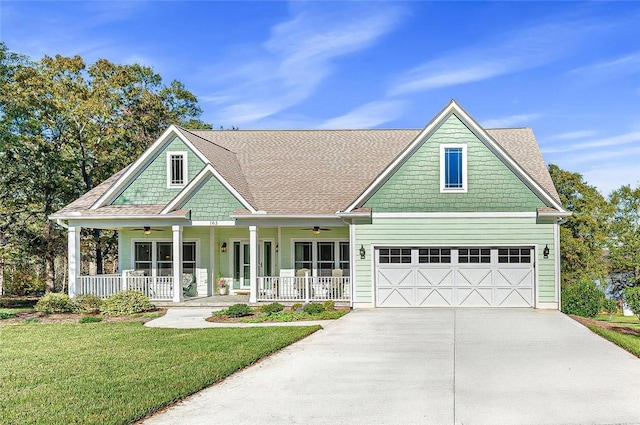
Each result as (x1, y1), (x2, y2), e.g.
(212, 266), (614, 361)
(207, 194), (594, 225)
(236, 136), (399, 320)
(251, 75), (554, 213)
(301, 226), (331, 235)
(132, 226), (165, 235)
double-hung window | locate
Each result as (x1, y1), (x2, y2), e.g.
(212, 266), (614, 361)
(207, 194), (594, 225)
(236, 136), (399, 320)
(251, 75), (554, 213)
(167, 151), (187, 188)
(440, 144), (467, 192)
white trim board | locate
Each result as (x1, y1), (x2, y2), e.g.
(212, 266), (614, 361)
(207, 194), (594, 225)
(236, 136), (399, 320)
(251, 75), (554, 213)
(372, 212), (537, 218)
(345, 100), (567, 214)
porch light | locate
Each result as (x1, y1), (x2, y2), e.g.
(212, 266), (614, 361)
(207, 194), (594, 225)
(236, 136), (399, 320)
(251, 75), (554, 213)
(543, 244), (549, 259)
(221, 242), (227, 253)
(360, 244), (366, 260)
(143, 226), (151, 235)
(312, 228), (320, 235)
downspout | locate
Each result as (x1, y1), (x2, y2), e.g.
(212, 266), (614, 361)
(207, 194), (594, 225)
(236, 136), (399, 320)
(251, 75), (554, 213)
(56, 219), (69, 229)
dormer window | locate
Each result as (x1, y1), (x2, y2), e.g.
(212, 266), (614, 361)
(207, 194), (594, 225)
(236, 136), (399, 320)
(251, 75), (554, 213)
(440, 144), (467, 193)
(167, 151), (187, 188)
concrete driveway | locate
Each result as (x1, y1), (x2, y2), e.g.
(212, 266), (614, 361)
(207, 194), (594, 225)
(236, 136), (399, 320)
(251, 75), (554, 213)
(141, 309), (640, 425)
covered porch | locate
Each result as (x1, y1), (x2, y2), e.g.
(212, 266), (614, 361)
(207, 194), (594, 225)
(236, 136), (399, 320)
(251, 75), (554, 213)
(65, 217), (356, 304)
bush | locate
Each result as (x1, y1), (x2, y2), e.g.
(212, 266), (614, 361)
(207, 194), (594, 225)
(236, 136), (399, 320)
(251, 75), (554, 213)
(74, 294), (103, 314)
(602, 298), (618, 319)
(302, 303), (325, 315)
(322, 300), (335, 311)
(260, 302), (284, 315)
(225, 303), (253, 318)
(2, 269), (46, 296)
(0, 297), (39, 308)
(290, 302), (303, 312)
(561, 279), (604, 317)
(34, 293), (75, 314)
(100, 291), (153, 316)
(0, 312), (16, 320)
(623, 287), (640, 321)
(79, 316), (102, 324)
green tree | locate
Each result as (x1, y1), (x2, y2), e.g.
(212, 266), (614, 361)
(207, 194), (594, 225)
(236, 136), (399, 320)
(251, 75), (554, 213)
(0, 43), (211, 290)
(548, 164), (613, 287)
(608, 185), (640, 292)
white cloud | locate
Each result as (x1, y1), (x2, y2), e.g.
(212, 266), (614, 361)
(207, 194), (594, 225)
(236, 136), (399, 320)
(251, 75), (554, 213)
(318, 100), (406, 129)
(481, 113), (541, 128)
(206, 3), (405, 125)
(547, 130), (598, 141)
(388, 21), (584, 96)
(570, 51), (640, 77)
(582, 165), (640, 197)
(542, 131), (640, 154)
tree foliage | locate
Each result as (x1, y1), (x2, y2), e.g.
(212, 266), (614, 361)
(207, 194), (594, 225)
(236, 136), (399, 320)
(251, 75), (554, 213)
(0, 43), (211, 291)
(548, 164), (613, 286)
(608, 185), (640, 294)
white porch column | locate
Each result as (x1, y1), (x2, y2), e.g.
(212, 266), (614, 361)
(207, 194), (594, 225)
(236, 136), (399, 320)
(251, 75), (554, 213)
(68, 225), (81, 299)
(172, 225), (183, 303)
(249, 225), (258, 303)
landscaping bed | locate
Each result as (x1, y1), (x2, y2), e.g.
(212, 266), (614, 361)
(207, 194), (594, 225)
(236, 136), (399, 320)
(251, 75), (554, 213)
(0, 308), (166, 324)
(207, 301), (349, 323)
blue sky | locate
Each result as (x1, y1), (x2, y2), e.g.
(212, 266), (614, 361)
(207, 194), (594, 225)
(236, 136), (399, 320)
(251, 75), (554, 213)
(1, 1), (639, 196)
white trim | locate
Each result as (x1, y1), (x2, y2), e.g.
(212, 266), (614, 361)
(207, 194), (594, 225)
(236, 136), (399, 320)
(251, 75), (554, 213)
(536, 302), (559, 309)
(210, 227), (215, 297)
(249, 226), (258, 303)
(537, 210), (573, 218)
(277, 226), (282, 276)
(534, 244), (539, 308)
(191, 221), (237, 227)
(349, 221), (356, 308)
(166, 151), (188, 189)
(440, 144), (468, 193)
(345, 100), (567, 213)
(372, 212), (537, 219)
(68, 226), (81, 298)
(231, 213), (340, 219)
(92, 126), (210, 210)
(172, 226), (183, 302)
(290, 238), (350, 278)
(161, 164), (256, 214)
(554, 222), (561, 307)
(130, 237), (200, 277)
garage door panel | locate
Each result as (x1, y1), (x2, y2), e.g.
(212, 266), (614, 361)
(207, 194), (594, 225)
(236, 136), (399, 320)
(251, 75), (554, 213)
(496, 288), (533, 307)
(456, 268), (492, 286)
(417, 288), (453, 307)
(375, 247), (534, 308)
(378, 288), (414, 307)
(416, 268), (453, 286)
(457, 288), (493, 307)
(495, 268), (533, 287)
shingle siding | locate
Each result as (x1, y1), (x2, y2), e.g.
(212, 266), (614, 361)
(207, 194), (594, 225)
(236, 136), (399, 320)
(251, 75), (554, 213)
(181, 174), (244, 221)
(112, 137), (205, 205)
(364, 115), (545, 212)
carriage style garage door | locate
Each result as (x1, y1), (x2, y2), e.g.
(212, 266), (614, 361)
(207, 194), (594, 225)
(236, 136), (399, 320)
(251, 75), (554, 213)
(375, 247), (535, 307)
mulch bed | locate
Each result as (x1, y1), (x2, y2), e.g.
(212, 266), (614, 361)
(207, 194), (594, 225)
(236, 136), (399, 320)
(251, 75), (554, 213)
(0, 308), (167, 324)
(570, 314), (640, 336)
(206, 307), (350, 323)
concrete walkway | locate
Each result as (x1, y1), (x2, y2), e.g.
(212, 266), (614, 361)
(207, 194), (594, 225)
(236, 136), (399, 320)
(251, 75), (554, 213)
(141, 309), (640, 425)
(144, 307), (336, 328)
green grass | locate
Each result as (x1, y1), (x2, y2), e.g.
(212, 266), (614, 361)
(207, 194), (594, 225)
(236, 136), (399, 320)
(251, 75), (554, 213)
(0, 322), (319, 425)
(594, 314), (640, 331)
(587, 326), (640, 358)
(0, 307), (34, 315)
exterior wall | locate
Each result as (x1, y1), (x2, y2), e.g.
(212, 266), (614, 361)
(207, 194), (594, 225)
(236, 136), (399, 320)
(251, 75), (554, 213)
(181, 175), (244, 221)
(353, 217), (556, 307)
(113, 136), (205, 205)
(364, 115), (545, 212)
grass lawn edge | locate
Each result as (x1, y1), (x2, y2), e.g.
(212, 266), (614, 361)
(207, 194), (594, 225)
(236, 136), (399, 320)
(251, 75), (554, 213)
(570, 315), (640, 359)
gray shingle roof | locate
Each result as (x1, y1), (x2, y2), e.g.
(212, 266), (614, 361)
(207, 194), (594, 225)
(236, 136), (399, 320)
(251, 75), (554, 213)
(52, 124), (561, 218)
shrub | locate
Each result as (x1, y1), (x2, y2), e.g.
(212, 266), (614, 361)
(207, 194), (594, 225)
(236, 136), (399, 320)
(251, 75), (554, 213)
(302, 302), (325, 315)
(79, 316), (102, 324)
(0, 297), (39, 308)
(322, 300), (335, 311)
(623, 287), (640, 321)
(290, 302), (303, 312)
(100, 291), (153, 316)
(0, 311), (16, 320)
(602, 298), (618, 320)
(260, 302), (284, 315)
(561, 279), (604, 318)
(225, 303), (253, 318)
(35, 293), (75, 314)
(74, 294), (103, 314)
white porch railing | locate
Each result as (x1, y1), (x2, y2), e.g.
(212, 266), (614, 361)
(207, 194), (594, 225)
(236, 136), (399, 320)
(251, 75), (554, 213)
(257, 275), (351, 302)
(76, 273), (174, 301)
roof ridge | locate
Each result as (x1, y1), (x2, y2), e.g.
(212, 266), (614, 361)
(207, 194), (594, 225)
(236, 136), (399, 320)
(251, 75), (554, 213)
(176, 126), (238, 154)
(187, 128), (424, 132)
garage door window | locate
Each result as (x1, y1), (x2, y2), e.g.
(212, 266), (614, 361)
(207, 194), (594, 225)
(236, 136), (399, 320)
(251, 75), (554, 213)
(498, 248), (531, 263)
(418, 248), (451, 263)
(458, 248), (491, 264)
(378, 248), (411, 264)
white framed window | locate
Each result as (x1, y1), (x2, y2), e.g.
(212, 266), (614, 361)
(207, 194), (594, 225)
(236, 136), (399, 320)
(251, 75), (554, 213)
(440, 144), (467, 193)
(132, 240), (199, 276)
(167, 151), (187, 188)
(292, 240), (350, 277)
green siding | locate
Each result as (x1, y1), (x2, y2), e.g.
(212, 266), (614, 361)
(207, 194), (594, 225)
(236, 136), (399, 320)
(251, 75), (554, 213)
(113, 136), (205, 205)
(181, 174), (244, 221)
(364, 115), (545, 212)
(354, 217), (556, 304)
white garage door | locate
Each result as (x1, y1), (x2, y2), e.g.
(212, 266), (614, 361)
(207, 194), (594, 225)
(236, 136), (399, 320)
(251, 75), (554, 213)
(375, 247), (534, 307)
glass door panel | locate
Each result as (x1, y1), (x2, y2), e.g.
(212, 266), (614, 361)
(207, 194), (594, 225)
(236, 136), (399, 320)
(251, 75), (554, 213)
(317, 242), (335, 277)
(295, 242), (312, 274)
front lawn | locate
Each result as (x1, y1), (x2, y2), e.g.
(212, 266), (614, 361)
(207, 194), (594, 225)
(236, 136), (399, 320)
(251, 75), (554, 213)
(587, 326), (640, 358)
(572, 314), (640, 358)
(0, 322), (319, 425)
